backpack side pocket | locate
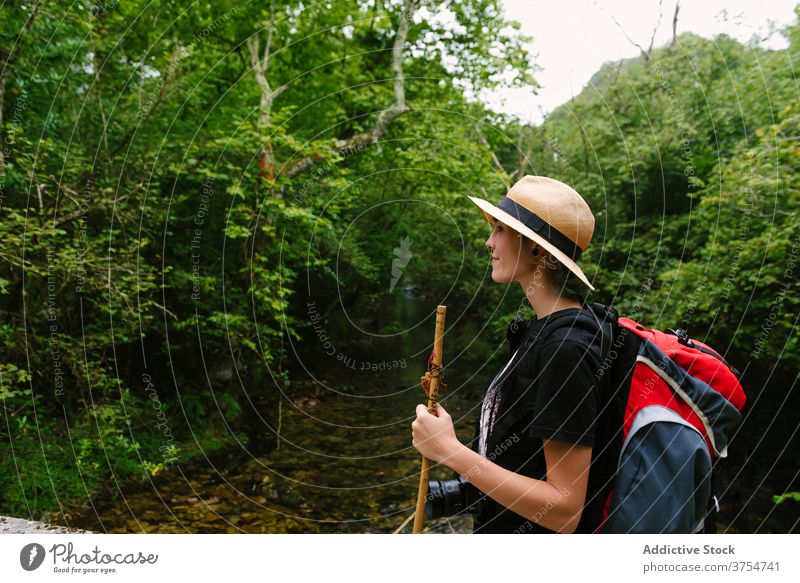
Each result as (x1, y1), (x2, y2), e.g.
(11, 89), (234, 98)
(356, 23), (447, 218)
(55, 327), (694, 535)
(604, 405), (712, 534)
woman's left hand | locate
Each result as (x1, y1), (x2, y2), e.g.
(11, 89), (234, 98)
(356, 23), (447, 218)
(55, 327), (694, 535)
(411, 403), (462, 464)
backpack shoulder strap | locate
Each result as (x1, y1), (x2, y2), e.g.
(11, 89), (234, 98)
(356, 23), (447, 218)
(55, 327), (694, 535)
(588, 302), (618, 368)
(535, 303), (616, 363)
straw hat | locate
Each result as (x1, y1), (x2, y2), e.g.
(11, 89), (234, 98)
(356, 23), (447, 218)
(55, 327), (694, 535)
(468, 175), (596, 291)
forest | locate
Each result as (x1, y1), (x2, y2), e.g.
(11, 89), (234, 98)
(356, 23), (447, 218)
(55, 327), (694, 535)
(0, 0), (798, 533)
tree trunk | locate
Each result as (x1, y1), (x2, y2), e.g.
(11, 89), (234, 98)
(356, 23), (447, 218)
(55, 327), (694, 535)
(247, 0), (286, 187)
(284, 0), (417, 180)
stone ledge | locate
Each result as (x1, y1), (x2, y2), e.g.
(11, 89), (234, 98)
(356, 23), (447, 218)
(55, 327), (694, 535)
(0, 516), (92, 534)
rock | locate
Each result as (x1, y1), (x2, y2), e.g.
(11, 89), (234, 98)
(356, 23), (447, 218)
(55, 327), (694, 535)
(380, 502), (401, 515)
(0, 516), (92, 534)
(141, 511), (161, 522)
(238, 513), (258, 524)
(277, 488), (304, 508)
(293, 397), (319, 411)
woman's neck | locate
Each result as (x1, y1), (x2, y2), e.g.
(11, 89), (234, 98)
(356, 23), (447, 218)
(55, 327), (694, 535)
(518, 272), (582, 320)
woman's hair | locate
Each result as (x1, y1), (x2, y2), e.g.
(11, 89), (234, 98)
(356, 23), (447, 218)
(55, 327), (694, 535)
(550, 257), (585, 303)
(526, 236), (585, 303)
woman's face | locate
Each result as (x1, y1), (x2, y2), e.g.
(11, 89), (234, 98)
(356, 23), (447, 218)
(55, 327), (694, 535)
(485, 220), (536, 284)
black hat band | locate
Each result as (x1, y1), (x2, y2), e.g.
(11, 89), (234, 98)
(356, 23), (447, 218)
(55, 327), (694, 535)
(497, 197), (583, 261)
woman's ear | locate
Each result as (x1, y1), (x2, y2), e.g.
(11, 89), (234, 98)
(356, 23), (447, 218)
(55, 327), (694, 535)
(522, 236), (543, 261)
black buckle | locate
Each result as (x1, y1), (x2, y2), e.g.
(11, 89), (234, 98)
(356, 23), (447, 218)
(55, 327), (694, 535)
(666, 327), (695, 347)
(590, 302), (618, 322)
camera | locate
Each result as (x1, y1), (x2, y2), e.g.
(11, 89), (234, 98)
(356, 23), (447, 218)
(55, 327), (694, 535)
(425, 476), (483, 519)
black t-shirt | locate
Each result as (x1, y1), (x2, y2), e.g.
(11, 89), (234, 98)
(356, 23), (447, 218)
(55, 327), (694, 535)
(472, 307), (622, 534)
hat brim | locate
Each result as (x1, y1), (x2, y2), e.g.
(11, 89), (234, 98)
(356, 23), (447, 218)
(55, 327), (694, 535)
(468, 195), (596, 291)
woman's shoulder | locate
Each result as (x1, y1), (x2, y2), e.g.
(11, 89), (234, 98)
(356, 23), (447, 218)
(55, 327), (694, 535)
(535, 309), (605, 360)
(505, 306), (603, 360)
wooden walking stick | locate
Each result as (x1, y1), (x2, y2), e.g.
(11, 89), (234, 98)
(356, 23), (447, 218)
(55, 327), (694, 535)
(412, 304), (447, 534)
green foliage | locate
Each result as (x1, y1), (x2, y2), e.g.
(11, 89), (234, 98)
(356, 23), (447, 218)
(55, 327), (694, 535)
(1, 0), (798, 526)
(773, 492), (800, 505)
(0, 0), (538, 516)
(654, 103), (800, 366)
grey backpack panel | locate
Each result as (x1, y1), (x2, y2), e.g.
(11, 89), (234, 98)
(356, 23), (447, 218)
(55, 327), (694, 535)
(603, 406), (713, 534)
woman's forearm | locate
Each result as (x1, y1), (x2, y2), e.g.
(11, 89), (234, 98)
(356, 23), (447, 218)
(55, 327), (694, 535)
(446, 443), (579, 533)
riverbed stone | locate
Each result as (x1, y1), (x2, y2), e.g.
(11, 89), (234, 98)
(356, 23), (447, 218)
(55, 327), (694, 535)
(0, 516), (92, 534)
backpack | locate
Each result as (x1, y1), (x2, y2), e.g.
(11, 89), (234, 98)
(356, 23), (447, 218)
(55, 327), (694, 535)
(485, 301), (746, 534)
(567, 302), (748, 534)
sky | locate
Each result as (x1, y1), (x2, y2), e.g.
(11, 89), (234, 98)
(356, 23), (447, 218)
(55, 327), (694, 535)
(483, 0), (799, 124)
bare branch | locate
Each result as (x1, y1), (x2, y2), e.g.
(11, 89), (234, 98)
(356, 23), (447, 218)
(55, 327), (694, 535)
(515, 125), (533, 180)
(35, 181), (44, 212)
(608, 10), (650, 61)
(246, 35), (258, 67)
(672, 0), (681, 45)
(603, 0), (664, 61)
(272, 83), (288, 100)
(372, 0), (413, 143)
(246, 36), (263, 89)
(285, 0), (418, 179)
(474, 123), (507, 178)
(284, 152), (324, 179)
(52, 177), (81, 208)
(648, 0), (665, 54)
(264, 0), (275, 73)
(152, 301), (178, 321)
(393, 512), (414, 534)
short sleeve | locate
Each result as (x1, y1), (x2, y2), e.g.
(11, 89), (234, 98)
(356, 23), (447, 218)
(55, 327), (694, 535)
(527, 339), (600, 447)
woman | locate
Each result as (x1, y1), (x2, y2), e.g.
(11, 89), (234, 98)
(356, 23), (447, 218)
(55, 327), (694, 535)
(412, 175), (619, 534)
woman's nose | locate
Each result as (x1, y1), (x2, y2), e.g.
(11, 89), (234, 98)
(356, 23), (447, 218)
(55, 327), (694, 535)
(485, 232), (494, 250)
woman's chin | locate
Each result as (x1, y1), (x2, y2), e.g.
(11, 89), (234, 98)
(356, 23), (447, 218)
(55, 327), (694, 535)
(490, 267), (509, 283)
